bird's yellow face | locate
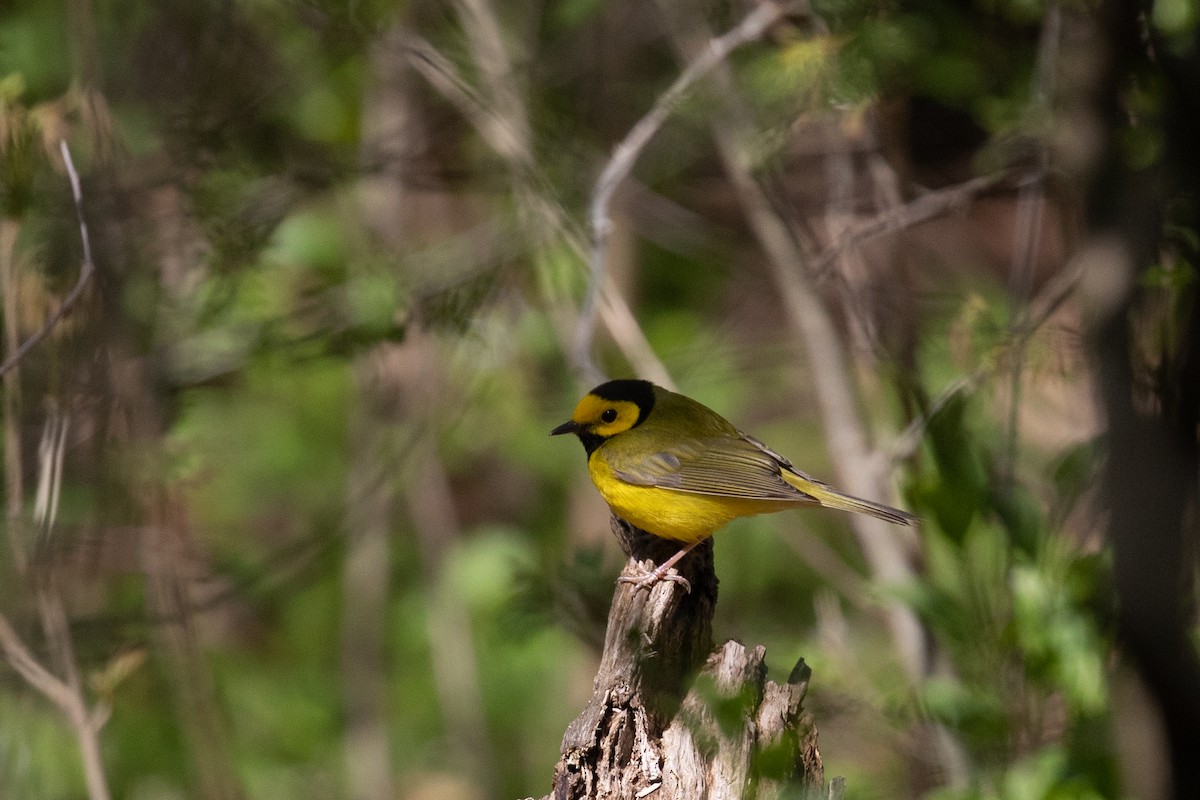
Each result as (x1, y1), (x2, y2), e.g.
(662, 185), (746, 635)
(550, 379), (657, 455)
(568, 394), (642, 438)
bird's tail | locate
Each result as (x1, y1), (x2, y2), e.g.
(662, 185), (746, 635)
(781, 470), (917, 526)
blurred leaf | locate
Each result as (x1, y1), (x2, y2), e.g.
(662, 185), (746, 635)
(917, 393), (989, 541)
(1141, 258), (1197, 290)
(445, 525), (536, 613)
(268, 207), (348, 278)
(1153, 0), (1200, 47)
(991, 479), (1042, 556)
(920, 676), (1007, 744)
(551, 0), (603, 29)
(88, 648), (149, 700)
(1011, 565), (1107, 715)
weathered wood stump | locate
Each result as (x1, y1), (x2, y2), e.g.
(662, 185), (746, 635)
(539, 517), (824, 800)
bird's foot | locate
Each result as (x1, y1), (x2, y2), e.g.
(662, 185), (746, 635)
(617, 563), (691, 594)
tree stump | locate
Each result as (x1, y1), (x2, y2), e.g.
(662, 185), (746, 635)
(538, 517), (824, 800)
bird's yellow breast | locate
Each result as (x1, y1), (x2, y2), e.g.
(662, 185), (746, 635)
(587, 453), (790, 543)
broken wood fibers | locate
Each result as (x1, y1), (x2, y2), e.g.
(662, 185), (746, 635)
(536, 517), (824, 800)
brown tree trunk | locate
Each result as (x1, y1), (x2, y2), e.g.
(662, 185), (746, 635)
(539, 518), (824, 800)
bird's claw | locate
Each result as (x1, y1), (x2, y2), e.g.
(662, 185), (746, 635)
(617, 565), (691, 594)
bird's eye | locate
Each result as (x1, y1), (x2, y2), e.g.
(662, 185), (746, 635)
(601, 408), (618, 423)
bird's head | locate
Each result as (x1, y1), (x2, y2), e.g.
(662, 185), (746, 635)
(550, 379), (656, 455)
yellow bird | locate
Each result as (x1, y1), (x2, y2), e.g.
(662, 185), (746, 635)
(551, 379), (915, 588)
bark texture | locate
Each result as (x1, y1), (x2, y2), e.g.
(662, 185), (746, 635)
(541, 518), (824, 800)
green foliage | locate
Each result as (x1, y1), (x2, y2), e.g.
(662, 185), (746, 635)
(174, 355), (351, 540)
(1153, 0), (1200, 50)
(0, 77), (44, 218)
(0, 4), (71, 100)
(0, 695), (87, 799)
(902, 380), (1114, 796)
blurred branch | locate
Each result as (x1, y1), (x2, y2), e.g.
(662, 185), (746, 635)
(33, 408), (69, 536)
(400, 27), (674, 386)
(0, 142), (96, 378)
(1009, 3), (1062, 302)
(336, 29), (423, 799)
(740, 147), (932, 675)
(575, 0), (787, 383)
(452, 0), (532, 168)
(780, 528), (870, 610)
(885, 374), (982, 464)
(34, 573), (112, 800)
(0, 612), (74, 710)
(106, 330), (241, 799)
(341, 360), (396, 800)
(399, 34), (508, 162)
(885, 256), (1084, 464)
(0, 220), (24, 569)
(0, 574), (113, 800)
(407, 431), (497, 791)
(143, 517), (244, 800)
(598, 287), (676, 388)
(375, 332), (494, 793)
(1003, 4), (1062, 478)
(0, 143), (113, 800)
(810, 172), (1010, 281)
(821, 105), (876, 354)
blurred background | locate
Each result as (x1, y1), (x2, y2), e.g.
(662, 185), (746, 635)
(0, 0), (1196, 798)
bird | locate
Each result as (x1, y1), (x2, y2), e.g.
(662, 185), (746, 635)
(551, 378), (916, 589)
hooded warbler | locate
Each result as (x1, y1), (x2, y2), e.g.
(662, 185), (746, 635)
(551, 378), (915, 588)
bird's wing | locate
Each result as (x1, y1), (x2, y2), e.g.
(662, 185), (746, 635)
(609, 434), (816, 502)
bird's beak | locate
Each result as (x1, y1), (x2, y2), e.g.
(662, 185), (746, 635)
(550, 420), (581, 436)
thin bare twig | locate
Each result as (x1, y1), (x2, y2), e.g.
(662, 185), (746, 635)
(33, 409), (112, 800)
(1009, 3), (1062, 303)
(400, 29), (675, 385)
(810, 172), (1011, 281)
(0, 144), (111, 800)
(1003, 3), (1063, 478)
(885, 254), (1084, 464)
(886, 373), (982, 463)
(1, 412), (114, 800)
(341, 361), (396, 800)
(34, 408), (69, 537)
(35, 577), (112, 800)
(400, 34), (509, 162)
(453, 0), (533, 169)
(0, 612), (75, 711)
(0, 141), (96, 377)
(574, 1), (787, 381)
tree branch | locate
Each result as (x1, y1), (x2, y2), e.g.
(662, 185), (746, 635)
(884, 255), (1084, 464)
(0, 139), (113, 800)
(0, 141), (96, 378)
(575, 1), (788, 383)
(0, 611), (75, 712)
(809, 172), (1011, 281)
(400, 27), (675, 386)
(1002, 3), (1063, 478)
